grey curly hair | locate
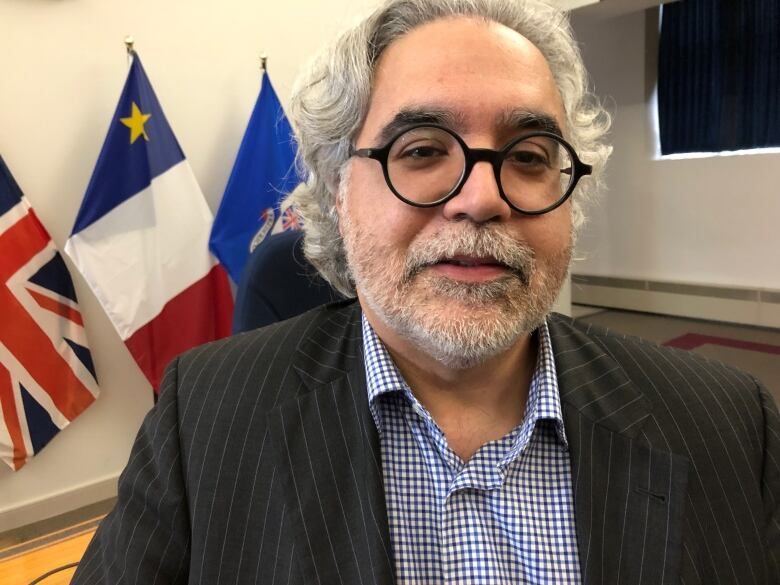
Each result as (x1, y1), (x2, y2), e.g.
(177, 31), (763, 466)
(287, 0), (611, 297)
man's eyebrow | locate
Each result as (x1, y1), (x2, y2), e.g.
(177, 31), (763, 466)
(371, 107), (563, 146)
(375, 108), (466, 145)
(499, 109), (564, 137)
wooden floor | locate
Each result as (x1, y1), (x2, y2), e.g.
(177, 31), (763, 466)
(0, 517), (98, 584)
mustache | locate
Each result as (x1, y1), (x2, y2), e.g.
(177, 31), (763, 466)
(403, 224), (535, 285)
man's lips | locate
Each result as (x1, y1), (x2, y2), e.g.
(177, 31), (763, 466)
(439, 255), (504, 267)
(428, 255), (513, 282)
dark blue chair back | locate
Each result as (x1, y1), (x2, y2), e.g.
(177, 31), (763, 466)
(233, 230), (343, 333)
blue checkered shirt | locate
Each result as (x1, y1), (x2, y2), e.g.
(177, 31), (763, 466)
(362, 315), (582, 584)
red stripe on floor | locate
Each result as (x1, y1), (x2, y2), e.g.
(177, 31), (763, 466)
(663, 333), (780, 355)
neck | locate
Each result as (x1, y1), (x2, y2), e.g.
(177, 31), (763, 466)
(362, 301), (539, 460)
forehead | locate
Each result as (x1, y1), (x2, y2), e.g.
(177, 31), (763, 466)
(360, 17), (566, 142)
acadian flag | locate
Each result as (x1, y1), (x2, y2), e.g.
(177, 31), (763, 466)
(209, 71), (301, 284)
(0, 155), (99, 470)
(64, 52), (233, 392)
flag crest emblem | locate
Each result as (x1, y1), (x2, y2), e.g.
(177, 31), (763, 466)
(249, 207), (275, 253)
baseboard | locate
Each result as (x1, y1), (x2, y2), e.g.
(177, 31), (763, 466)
(0, 473), (119, 532)
(572, 275), (780, 329)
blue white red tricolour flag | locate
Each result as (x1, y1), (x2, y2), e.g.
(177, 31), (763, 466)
(64, 52), (233, 392)
(209, 71), (301, 284)
(0, 155), (99, 470)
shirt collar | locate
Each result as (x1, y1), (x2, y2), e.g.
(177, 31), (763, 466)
(362, 313), (408, 405)
(361, 313), (569, 449)
(528, 319), (568, 448)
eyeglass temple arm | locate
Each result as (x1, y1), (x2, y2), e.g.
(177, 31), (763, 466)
(560, 160), (591, 177)
(579, 161), (593, 176)
(349, 147), (381, 159)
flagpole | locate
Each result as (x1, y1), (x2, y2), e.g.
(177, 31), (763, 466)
(124, 35), (135, 66)
(260, 53), (267, 73)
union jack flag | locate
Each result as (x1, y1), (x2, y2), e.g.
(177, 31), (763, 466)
(0, 156), (99, 471)
(280, 205), (303, 232)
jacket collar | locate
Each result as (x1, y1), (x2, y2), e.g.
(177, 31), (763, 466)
(548, 312), (651, 436)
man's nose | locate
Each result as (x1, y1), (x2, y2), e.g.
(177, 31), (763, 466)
(441, 160), (512, 223)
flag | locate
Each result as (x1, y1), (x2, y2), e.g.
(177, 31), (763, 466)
(64, 53), (233, 392)
(209, 72), (301, 284)
(0, 155), (99, 470)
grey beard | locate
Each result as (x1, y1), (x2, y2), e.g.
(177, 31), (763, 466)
(348, 222), (569, 369)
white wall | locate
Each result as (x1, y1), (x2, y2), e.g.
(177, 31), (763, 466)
(571, 10), (780, 290)
(0, 0), (382, 531)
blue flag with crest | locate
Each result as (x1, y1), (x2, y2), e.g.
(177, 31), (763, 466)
(209, 73), (300, 284)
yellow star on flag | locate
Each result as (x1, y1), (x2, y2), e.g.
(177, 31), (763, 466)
(120, 102), (152, 144)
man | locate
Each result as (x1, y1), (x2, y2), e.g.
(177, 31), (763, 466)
(74, 0), (780, 583)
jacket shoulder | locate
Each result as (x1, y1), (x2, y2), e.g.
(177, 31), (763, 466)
(548, 311), (759, 388)
(547, 312), (767, 446)
(164, 299), (360, 407)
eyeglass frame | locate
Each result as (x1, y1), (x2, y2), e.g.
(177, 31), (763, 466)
(349, 123), (593, 216)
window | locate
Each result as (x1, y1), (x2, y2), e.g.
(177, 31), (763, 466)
(657, 0), (780, 155)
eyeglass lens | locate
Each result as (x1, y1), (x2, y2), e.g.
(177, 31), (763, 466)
(386, 126), (574, 211)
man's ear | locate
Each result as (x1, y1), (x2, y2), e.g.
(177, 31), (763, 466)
(329, 175), (345, 237)
(331, 163), (350, 214)
(332, 176), (342, 212)
(331, 160), (352, 221)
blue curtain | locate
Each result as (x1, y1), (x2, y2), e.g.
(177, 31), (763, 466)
(658, 0), (780, 154)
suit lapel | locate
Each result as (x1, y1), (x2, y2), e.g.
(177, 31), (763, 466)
(549, 315), (689, 585)
(270, 302), (394, 585)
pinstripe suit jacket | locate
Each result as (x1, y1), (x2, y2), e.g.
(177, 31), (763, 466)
(73, 300), (780, 585)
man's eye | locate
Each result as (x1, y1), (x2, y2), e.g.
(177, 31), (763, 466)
(507, 150), (548, 166)
(400, 145), (447, 159)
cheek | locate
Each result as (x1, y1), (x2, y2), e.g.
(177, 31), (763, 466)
(344, 163), (393, 218)
(346, 166), (433, 252)
(521, 206), (573, 256)
(368, 208), (428, 261)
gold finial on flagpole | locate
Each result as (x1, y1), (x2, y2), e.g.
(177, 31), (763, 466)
(260, 53), (268, 72)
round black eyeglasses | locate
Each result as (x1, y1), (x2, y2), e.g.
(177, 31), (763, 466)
(349, 124), (592, 215)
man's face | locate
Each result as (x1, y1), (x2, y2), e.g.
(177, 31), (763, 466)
(339, 17), (573, 368)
